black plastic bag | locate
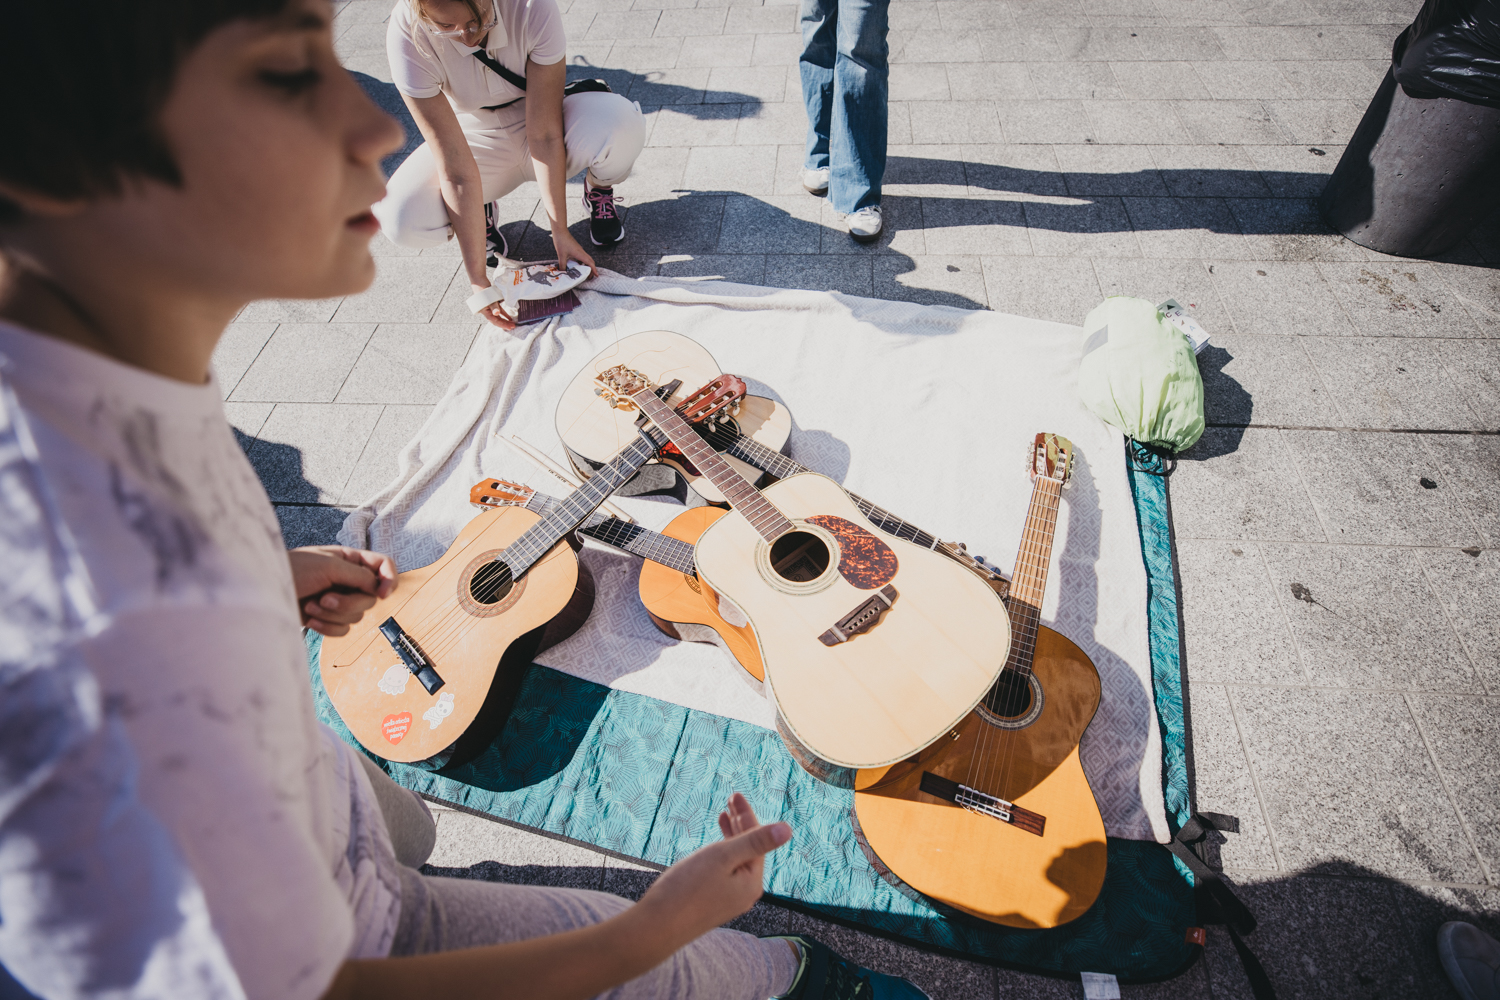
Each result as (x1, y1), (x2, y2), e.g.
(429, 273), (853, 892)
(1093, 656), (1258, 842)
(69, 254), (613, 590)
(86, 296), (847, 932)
(1392, 0), (1500, 109)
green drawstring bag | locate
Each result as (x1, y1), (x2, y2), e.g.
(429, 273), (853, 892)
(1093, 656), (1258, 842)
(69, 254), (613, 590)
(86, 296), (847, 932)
(1078, 296), (1205, 453)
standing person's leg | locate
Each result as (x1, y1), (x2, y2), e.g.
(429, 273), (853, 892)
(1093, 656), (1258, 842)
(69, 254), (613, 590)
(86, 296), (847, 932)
(392, 872), (802, 1000)
(799, 0), (838, 195)
(829, 0), (889, 237)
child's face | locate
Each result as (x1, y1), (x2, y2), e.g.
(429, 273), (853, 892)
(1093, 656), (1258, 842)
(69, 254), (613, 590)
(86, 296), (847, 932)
(117, 0), (404, 306)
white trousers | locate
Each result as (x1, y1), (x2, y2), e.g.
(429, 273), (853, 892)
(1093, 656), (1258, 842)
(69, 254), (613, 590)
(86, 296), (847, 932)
(374, 90), (646, 249)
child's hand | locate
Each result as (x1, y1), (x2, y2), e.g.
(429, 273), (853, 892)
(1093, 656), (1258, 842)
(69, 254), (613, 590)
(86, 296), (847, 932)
(288, 546), (397, 636)
(635, 793), (791, 936)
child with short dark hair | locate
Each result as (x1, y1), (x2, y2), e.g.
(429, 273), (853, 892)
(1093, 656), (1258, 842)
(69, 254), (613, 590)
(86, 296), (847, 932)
(0, 2), (928, 998)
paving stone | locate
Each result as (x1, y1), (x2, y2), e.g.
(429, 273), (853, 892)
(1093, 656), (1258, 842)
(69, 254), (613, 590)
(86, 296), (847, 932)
(1264, 98), (1368, 145)
(705, 64), (788, 104)
(248, 403), (385, 503)
(944, 61), (1039, 101)
(1090, 257), (1233, 340)
(335, 322), (480, 405)
(901, 100), (1005, 144)
(230, 323), (376, 403)
(978, 24), (1065, 58)
(1184, 679), (1284, 869)
(237, 296), (345, 324)
(586, 8), (662, 39)
(723, 4), (795, 33)
(750, 31), (801, 66)
(763, 254), (872, 297)
(1172, 98), (1285, 144)
(1421, 434), (1500, 549)
(1242, 142), (1345, 198)
(331, 257), (460, 324)
(1300, 337), (1491, 432)
(674, 32), (756, 67)
(212, 323), (277, 399)
(657, 253), (768, 284)
(782, 911), (1000, 999)
(1394, 883), (1500, 1000)
(1186, 58), (1296, 100)
(425, 811), (608, 891)
(888, 0), (939, 31)
(1199, 873), (1426, 1000)
(628, 66), (709, 104)
(894, 28), (991, 64)
(1178, 538), (1306, 686)
(1317, 262), (1483, 339)
(1208, 260), (1356, 337)
(1022, 197), (1142, 258)
(771, 143), (813, 195)
(1286, 428), (1486, 546)
(980, 255), (1103, 325)
(716, 194), (822, 253)
(653, 5), (726, 35)
(608, 36), (685, 72)
(1110, 60), (1211, 100)
(872, 253), (988, 309)
(1224, 197), (1371, 262)
(1260, 542), (1482, 691)
(918, 196), (1028, 256)
(1149, 144), (1272, 199)
(1432, 264), (1500, 337)
(1275, 58), (1389, 99)
(1122, 197), (1246, 260)
(224, 401), (275, 443)
(1231, 686), (1485, 882)
(1409, 693), (1500, 882)
(819, 196), (927, 256)
(621, 144), (692, 194)
(339, 404), (436, 507)
(1173, 427), (1327, 542)
(1080, 100), (1184, 145)
(961, 143), (1067, 197)
(274, 504), (350, 549)
(733, 99), (806, 145)
(995, 99), (1094, 144)
(647, 102), (744, 145)
(1052, 144), (1165, 197)
(683, 143), (779, 195)
(1027, 60), (1124, 100)
(1053, 25), (1150, 61)
(889, 62), (951, 101)
(607, 192), (727, 252)
(881, 143), (967, 196)
(1188, 332), (1344, 427)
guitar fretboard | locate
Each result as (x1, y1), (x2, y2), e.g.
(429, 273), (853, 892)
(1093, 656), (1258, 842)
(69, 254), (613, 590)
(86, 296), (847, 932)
(1005, 477), (1063, 679)
(695, 421), (940, 550)
(634, 391), (794, 543)
(498, 434), (658, 577)
(520, 491), (697, 576)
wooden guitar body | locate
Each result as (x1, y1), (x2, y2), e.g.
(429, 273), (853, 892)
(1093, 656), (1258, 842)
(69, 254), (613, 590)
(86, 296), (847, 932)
(692, 472), (1011, 768)
(852, 625), (1106, 928)
(320, 506), (580, 765)
(554, 330), (792, 502)
(637, 505), (766, 682)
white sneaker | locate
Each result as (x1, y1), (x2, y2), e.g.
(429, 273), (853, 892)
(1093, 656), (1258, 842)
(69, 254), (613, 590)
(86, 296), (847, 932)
(845, 205), (883, 244)
(801, 167), (830, 196)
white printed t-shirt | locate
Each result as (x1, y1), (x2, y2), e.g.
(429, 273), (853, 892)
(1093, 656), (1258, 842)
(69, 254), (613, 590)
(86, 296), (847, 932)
(387, 0), (566, 115)
(0, 323), (401, 1000)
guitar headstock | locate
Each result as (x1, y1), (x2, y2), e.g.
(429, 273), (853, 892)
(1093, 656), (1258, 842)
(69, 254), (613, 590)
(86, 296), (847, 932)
(469, 478), (536, 510)
(594, 365), (654, 410)
(1028, 433), (1075, 488)
(678, 374), (746, 429)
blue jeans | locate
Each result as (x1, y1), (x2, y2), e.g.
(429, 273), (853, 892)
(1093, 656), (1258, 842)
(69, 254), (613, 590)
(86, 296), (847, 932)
(799, 0), (889, 214)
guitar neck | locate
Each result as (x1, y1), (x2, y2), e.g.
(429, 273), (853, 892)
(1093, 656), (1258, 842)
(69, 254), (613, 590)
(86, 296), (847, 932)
(521, 491), (697, 576)
(500, 434), (658, 577)
(1005, 477), (1063, 678)
(633, 391), (794, 542)
(698, 421), (940, 550)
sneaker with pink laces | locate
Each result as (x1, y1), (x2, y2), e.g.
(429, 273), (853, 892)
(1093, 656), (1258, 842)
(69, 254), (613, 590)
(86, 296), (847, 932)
(583, 184), (624, 247)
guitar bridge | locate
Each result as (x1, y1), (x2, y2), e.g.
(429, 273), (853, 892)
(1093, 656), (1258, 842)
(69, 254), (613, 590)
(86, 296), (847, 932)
(919, 772), (1046, 837)
(378, 617), (445, 694)
(818, 584), (898, 646)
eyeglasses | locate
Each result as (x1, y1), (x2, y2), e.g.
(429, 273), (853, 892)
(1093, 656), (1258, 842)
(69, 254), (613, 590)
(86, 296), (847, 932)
(428, 11), (497, 38)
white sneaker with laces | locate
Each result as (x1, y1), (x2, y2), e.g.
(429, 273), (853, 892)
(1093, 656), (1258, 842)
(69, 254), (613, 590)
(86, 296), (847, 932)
(801, 167), (830, 196)
(845, 205), (883, 243)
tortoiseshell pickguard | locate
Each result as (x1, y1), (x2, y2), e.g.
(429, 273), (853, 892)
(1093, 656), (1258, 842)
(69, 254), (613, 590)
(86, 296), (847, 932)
(806, 515), (899, 590)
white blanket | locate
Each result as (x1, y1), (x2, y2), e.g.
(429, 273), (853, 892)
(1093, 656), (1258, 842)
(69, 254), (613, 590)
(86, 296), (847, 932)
(339, 273), (1169, 844)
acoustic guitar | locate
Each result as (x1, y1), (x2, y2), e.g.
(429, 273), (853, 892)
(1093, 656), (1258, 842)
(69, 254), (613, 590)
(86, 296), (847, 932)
(470, 479), (765, 681)
(319, 376), (745, 766)
(592, 366), (1012, 770)
(558, 331), (1008, 594)
(555, 329), (793, 504)
(851, 433), (1107, 929)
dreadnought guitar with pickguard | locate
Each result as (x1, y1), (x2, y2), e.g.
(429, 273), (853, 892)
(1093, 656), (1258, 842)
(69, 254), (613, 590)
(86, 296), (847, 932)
(470, 478), (766, 681)
(558, 330), (1009, 594)
(319, 377), (745, 766)
(593, 366), (1013, 769)
(851, 433), (1107, 929)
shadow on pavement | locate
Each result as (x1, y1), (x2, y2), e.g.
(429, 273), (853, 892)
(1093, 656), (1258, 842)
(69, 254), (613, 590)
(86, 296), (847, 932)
(233, 428), (347, 548)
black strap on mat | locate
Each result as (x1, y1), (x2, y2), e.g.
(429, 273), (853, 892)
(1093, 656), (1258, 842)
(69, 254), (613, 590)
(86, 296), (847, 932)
(1170, 812), (1277, 1000)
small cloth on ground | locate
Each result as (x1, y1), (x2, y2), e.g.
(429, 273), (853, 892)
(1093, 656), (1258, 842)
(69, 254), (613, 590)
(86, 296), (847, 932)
(498, 262), (591, 316)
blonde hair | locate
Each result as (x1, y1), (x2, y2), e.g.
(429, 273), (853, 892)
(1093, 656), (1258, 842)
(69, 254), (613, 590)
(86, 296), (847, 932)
(406, 0), (487, 38)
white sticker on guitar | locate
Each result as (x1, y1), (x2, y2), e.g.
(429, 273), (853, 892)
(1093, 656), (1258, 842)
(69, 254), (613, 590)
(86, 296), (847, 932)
(378, 663), (410, 696)
(423, 691), (455, 729)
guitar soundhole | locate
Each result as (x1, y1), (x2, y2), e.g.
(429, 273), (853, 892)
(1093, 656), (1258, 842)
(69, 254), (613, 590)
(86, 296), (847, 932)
(469, 561), (514, 604)
(769, 531), (831, 583)
(978, 671), (1044, 730)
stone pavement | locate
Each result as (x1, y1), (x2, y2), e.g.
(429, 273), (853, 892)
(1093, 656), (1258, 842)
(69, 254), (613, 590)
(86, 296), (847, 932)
(219, 0), (1500, 995)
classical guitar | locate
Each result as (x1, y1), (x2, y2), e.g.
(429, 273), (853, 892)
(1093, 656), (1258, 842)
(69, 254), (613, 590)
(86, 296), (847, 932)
(593, 366), (1012, 769)
(470, 479), (765, 681)
(558, 330), (1009, 595)
(555, 329), (793, 504)
(852, 433), (1107, 929)
(320, 377), (745, 766)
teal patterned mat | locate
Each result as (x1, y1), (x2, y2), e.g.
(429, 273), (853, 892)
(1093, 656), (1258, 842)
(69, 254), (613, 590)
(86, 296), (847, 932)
(308, 439), (1198, 981)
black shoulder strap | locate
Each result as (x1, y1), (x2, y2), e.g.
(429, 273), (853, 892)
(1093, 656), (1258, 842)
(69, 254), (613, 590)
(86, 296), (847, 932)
(1170, 812), (1277, 1000)
(471, 48), (526, 91)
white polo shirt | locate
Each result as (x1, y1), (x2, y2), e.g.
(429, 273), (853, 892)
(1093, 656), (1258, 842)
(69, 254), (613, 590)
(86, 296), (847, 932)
(387, 0), (567, 115)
